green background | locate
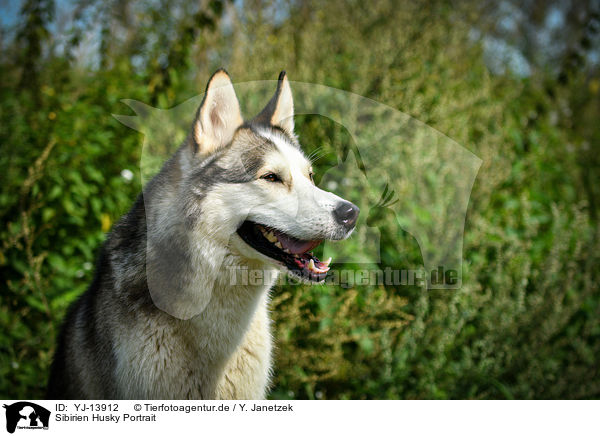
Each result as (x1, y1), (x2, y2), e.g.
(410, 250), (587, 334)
(1, 0), (599, 399)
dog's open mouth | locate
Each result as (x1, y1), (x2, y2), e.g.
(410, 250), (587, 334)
(236, 221), (331, 282)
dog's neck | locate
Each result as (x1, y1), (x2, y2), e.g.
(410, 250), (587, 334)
(189, 255), (278, 350)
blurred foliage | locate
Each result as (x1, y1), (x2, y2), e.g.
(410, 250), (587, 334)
(0, 0), (599, 399)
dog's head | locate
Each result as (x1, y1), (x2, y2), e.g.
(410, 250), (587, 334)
(181, 69), (358, 282)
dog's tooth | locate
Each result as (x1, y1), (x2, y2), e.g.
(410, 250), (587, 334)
(310, 261), (329, 274)
(316, 264), (330, 273)
(322, 257), (332, 267)
(283, 248), (290, 254)
(266, 232), (277, 243)
(275, 241), (283, 249)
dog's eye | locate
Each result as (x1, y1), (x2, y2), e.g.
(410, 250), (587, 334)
(260, 173), (282, 183)
(309, 172), (315, 183)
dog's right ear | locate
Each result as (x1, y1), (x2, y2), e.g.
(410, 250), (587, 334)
(192, 69), (243, 155)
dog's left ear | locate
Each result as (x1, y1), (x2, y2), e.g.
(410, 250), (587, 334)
(192, 69), (243, 155)
(254, 71), (294, 135)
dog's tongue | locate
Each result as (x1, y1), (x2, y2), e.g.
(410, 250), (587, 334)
(274, 230), (322, 254)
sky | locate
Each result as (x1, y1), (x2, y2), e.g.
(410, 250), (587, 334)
(0, 0), (20, 27)
(1, 0), (596, 78)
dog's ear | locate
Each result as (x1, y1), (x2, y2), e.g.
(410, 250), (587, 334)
(192, 69), (243, 155)
(254, 71), (294, 135)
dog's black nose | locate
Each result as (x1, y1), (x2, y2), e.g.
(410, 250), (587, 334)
(333, 201), (359, 229)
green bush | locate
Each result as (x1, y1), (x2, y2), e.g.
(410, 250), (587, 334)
(1, 0), (598, 399)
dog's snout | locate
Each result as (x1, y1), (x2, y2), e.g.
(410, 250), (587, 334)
(333, 201), (359, 229)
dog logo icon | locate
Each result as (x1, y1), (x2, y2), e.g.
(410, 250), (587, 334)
(3, 402), (50, 433)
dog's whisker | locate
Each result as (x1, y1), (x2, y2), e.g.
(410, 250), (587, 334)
(307, 147), (327, 164)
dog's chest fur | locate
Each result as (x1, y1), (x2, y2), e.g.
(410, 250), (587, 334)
(110, 277), (274, 400)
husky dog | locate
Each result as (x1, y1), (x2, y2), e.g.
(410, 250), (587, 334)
(47, 70), (359, 399)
